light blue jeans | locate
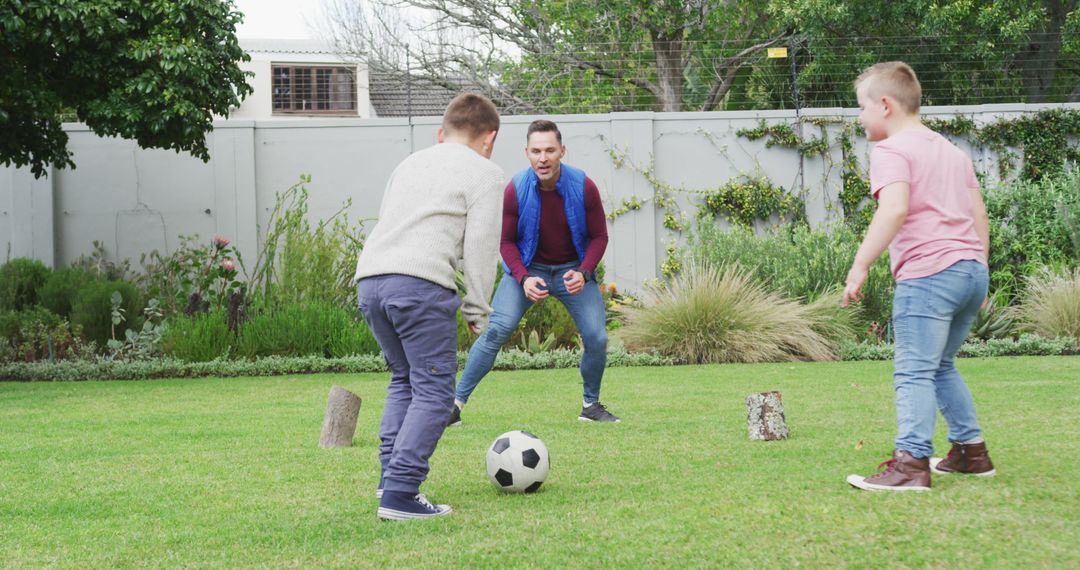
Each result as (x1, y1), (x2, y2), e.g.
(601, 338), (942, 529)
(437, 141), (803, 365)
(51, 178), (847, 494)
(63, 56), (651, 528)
(892, 259), (989, 458)
(456, 261), (608, 404)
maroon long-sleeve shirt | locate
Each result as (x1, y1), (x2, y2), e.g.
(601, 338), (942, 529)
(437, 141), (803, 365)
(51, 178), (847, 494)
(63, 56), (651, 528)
(501, 176), (609, 284)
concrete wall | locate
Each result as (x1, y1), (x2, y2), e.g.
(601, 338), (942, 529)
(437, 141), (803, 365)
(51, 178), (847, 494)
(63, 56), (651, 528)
(3, 103), (1077, 292)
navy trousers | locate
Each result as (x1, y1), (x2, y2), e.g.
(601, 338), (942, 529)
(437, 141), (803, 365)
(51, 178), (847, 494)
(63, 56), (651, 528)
(357, 274), (460, 494)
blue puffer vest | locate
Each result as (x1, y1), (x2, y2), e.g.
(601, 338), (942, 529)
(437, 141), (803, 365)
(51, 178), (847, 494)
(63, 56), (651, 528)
(503, 163), (588, 274)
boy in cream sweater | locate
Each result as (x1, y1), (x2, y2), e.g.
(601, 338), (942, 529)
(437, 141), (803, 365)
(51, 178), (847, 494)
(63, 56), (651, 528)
(354, 93), (504, 519)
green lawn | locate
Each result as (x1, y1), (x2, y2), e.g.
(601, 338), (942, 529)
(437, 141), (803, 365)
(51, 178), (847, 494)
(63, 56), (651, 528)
(2, 357), (1078, 568)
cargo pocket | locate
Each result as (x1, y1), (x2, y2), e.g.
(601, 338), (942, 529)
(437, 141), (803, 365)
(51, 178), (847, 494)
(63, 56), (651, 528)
(425, 358), (458, 377)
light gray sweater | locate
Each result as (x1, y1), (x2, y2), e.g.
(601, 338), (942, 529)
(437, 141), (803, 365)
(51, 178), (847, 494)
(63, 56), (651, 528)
(354, 142), (505, 330)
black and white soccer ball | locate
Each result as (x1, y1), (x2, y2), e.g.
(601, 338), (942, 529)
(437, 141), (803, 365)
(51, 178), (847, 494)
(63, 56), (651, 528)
(486, 430), (550, 493)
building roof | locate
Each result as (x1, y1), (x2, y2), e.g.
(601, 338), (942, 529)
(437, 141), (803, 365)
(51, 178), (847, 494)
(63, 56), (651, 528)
(239, 38), (337, 56)
(368, 72), (464, 118)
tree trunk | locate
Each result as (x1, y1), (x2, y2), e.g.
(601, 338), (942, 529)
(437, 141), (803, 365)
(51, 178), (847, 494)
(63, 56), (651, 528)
(319, 385), (361, 448)
(746, 391), (789, 441)
(652, 30), (684, 112)
(1018, 0), (1070, 103)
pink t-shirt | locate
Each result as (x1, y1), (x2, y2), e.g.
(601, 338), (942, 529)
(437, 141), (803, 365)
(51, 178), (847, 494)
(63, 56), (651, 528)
(869, 128), (986, 281)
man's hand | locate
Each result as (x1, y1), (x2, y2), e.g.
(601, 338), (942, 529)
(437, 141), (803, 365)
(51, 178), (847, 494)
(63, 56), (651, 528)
(842, 264), (868, 307)
(563, 270), (585, 295)
(468, 321), (482, 335)
(523, 276), (549, 302)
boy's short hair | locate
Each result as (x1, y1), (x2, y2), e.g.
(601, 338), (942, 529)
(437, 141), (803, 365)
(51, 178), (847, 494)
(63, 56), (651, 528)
(526, 119), (562, 144)
(442, 93), (500, 139)
(855, 62), (922, 113)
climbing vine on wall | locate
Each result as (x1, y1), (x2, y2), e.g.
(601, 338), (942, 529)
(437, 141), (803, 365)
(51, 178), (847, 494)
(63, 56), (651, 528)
(699, 177), (804, 228)
(604, 107), (1079, 280)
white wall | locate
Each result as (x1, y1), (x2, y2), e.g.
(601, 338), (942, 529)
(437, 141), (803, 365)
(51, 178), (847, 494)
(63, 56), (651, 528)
(4, 103), (1077, 292)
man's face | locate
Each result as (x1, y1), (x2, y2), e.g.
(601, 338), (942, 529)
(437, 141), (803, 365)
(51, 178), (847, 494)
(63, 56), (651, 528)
(526, 131), (566, 185)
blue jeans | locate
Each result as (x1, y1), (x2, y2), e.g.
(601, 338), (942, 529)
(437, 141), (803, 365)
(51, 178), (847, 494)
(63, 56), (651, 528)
(357, 275), (460, 495)
(892, 259), (989, 458)
(456, 261), (608, 404)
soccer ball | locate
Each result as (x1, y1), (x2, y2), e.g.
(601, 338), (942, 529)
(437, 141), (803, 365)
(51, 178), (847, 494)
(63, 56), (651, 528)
(486, 430), (550, 493)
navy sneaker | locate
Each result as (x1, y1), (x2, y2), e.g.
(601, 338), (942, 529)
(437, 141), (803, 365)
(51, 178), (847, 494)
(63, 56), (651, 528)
(447, 405), (462, 427)
(375, 473), (384, 499)
(377, 490), (452, 521)
(579, 402), (620, 422)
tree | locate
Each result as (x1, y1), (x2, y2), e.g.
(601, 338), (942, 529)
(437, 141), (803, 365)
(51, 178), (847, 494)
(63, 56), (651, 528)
(321, 0), (787, 113)
(771, 0), (1080, 107)
(0, 0), (254, 178)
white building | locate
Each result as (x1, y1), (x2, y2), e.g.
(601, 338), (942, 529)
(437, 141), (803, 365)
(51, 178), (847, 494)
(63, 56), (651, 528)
(231, 39), (374, 119)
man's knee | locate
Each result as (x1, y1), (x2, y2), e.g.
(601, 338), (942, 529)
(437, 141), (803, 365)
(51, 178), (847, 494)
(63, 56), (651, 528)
(482, 319), (516, 347)
(581, 328), (608, 352)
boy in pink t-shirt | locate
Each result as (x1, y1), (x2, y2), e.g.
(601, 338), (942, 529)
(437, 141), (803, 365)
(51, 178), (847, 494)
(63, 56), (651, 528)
(842, 62), (997, 492)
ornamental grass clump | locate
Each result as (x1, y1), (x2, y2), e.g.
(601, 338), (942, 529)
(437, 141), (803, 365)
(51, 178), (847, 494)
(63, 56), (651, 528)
(1013, 266), (1080, 341)
(619, 263), (852, 364)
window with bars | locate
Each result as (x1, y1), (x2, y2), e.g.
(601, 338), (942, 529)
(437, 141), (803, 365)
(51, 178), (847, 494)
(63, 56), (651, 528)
(272, 65), (357, 114)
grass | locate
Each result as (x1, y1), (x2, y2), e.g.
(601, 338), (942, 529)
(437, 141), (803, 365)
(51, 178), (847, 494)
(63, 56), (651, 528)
(1, 357), (1078, 568)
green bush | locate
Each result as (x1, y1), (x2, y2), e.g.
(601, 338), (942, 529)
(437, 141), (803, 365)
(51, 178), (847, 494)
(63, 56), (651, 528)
(0, 307), (91, 363)
(70, 280), (143, 346)
(161, 311), (235, 362)
(248, 177), (365, 310)
(38, 266), (94, 319)
(0, 307), (63, 359)
(619, 263), (854, 363)
(237, 302), (378, 358)
(0, 257), (51, 311)
(0, 346), (674, 381)
(1012, 266), (1080, 341)
(682, 223), (894, 331)
(984, 166), (1080, 297)
(840, 334), (1078, 361)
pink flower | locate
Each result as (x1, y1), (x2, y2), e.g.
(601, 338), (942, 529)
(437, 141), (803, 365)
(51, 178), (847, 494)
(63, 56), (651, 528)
(222, 258), (236, 272)
(213, 234), (230, 249)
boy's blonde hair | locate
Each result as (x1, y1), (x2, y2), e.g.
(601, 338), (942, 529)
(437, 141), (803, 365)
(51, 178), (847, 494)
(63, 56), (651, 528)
(442, 93), (500, 139)
(854, 62), (922, 113)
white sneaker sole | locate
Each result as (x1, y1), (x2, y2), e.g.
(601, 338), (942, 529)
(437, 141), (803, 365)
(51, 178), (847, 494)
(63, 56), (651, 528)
(577, 417), (620, 422)
(377, 505), (452, 521)
(929, 458), (996, 477)
(846, 474), (930, 491)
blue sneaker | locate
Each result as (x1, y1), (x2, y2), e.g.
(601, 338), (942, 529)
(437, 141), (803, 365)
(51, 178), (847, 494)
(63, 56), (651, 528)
(377, 490), (452, 521)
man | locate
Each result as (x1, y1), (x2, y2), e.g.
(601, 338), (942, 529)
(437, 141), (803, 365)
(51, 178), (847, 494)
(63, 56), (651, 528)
(355, 93), (504, 520)
(450, 119), (618, 425)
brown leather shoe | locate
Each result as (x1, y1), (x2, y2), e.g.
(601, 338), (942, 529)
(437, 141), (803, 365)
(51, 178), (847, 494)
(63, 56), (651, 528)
(930, 441), (996, 477)
(847, 449), (931, 491)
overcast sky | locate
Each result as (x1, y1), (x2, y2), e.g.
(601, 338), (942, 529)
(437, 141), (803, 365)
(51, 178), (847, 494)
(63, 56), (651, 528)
(234, 0), (325, 39)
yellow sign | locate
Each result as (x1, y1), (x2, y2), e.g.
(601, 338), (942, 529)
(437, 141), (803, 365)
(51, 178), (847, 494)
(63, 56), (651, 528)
(767, 47), (788, 58)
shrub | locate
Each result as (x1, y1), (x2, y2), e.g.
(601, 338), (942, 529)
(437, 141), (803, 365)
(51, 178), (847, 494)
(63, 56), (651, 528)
(619, 263), (849, 363)
(39, 266), (94, 319)
(984, 166), (1080, 297)
(840, 334), (1078, 361)
(0, 307), (92, 363)
(248, 176), (365, 310)
(70, 280), (143, 346)
(1012, 266), (1080, 341)
(0, 306), (62, 342)
(160, 311), (236, 362)
(237, 302), (378, 358)
(0, 257), (51, 311)
(139, 234), (246, 318)
(682, 223), (894, 330)
(0, 346), (675, 381)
